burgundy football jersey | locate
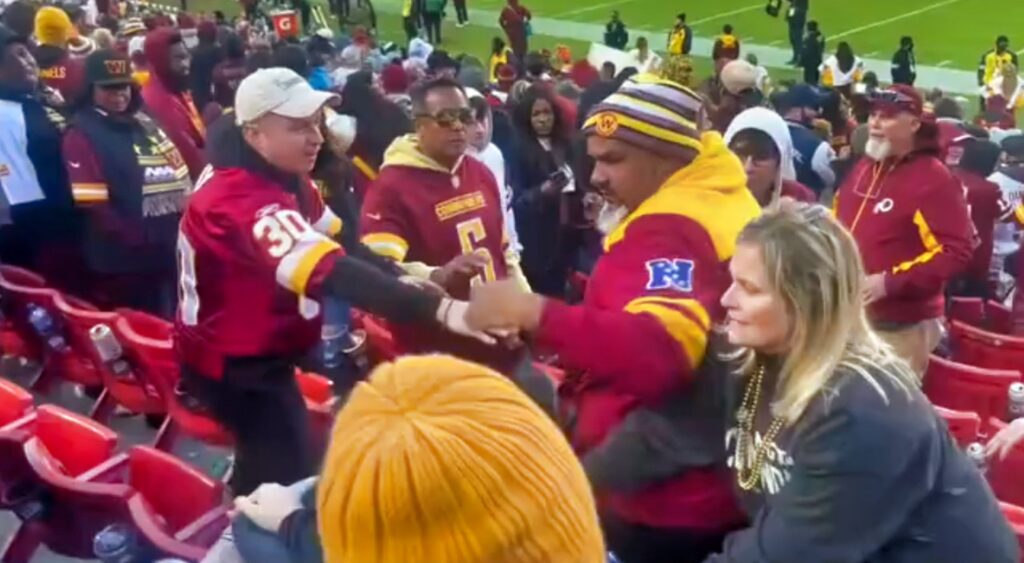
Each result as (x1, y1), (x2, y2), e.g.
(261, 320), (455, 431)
(359, 153), (517, 371)
(175, 166), (343, 379)
(360, 154), (509, 300)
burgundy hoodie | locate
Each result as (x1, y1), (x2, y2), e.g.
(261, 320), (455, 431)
(835, 150), (974, 325)
(141, 28), (206, 180)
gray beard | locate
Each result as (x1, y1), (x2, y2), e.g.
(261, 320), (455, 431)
(865, 137), (893, 162)
(596, 203), (629, 235)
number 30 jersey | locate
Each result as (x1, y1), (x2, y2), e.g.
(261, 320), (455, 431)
(175, 166), (344, 380)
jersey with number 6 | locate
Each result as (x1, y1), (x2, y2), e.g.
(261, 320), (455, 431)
(176, 165), (344, 380)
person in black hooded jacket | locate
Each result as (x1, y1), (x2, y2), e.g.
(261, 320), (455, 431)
(0, 25), (81, 291)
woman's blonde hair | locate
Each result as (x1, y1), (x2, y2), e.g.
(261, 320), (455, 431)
(731, 201), (917, 424)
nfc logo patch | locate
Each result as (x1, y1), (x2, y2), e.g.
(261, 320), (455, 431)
(645, 259), (695, 292)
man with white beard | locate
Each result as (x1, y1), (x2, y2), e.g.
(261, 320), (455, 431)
(463, 74), (759, 563)
(835, 85), (974, 376)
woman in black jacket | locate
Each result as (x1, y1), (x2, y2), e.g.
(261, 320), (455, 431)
(704, 202), (1018, 563)
(507, 84), (578, 296)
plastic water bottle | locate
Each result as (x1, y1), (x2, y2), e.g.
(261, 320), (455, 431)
(321, 324), (347, 370)
(90, 324), (133, 379)
(93, 523), (139, 563)
(966, 442), (987, 473)
(26, 304), (68, 353)
(1009, 382), (1024, 419)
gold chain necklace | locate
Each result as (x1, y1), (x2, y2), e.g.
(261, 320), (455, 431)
(735, 364), (786, 492)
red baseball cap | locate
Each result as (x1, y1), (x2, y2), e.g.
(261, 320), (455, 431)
(869, 84), (924, 117)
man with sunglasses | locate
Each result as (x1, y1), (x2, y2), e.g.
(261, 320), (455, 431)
(834, 85), (973, 376)
(176, 68), (490, 494)
(361, 77), (529, 373)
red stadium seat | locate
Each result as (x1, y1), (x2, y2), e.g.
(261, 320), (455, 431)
(10, 405), (128, 560)
(999, 502), (1024, 559)
(948, 321), (1024, 374)
(352, 310), (399, 364)
(0, 378), (32, 427)
(114, 310), (232, 451)
(933, 406), (981, 447)
(0, 380), (36, 514)
(124, 446), (229, 560)
(986, 418), (1024, 507)
(0, 266), (104, 394)
(296, 370), (338, 456)
(949, 296), (985, 328)
(53, 295), (165, 422)
(924, 355), (1021, 422)
(534, 362), (566, 385)
(987, 300), (1015, 335)
(0, 265), (48, 361)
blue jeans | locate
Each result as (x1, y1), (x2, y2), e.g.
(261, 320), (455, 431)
(233, 478), (317, 563)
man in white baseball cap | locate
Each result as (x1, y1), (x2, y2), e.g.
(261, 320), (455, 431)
(175, 67), (496, 494)
(233, 67), (339, 175)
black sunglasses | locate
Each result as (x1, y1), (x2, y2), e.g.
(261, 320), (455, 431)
(415, 107), (475, 128)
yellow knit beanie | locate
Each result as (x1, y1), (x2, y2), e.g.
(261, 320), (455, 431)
(317, 355), (605, 563)
(34, 7), (72, 48)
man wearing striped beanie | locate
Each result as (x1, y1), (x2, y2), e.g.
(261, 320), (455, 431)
(465, 74), (759, 562)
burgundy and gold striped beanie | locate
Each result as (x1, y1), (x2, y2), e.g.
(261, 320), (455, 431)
(583, 73), (705, 163)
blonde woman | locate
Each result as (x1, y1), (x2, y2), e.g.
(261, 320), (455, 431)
(704, 203), (1018, 562)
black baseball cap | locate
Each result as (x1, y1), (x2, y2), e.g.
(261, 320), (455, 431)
(84, 49), (134, 86)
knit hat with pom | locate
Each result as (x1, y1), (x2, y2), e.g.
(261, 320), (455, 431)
(316, 355), (605, 563)
(34, 6), (72, 47)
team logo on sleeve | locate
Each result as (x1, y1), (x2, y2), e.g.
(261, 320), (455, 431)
(645, 258), (695, 292)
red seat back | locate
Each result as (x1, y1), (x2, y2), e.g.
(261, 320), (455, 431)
(949, 297), (985, 328)
(987, 300), (1015, 335)
(128, 446), (224, 532)
(0, 265), (46, 288)
(296, 370), (333, 405)
(33, 405), (118, 477)
(0, 379), (33, 428)
(933, 406), (981, 447)
(51, 293), (108, 365)
(988, 419), (1024, 507)
(950, 320), (1024, 372)
(924, 355), (1021, 422)
(1000, 502), (1024, 556)
(113, 310), (177, 403)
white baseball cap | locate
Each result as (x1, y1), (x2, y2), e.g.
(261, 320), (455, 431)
(234, 67), (339, 125)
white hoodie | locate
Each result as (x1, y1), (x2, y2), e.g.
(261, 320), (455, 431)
(724, 107), (798, 204)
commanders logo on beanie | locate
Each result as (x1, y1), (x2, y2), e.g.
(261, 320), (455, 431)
(316, 355), (605, 563)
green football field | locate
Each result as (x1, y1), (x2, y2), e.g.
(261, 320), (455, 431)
(183, 0), (1023, 91)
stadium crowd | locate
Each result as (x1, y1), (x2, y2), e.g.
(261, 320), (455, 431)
(2, 0), (1024, 561)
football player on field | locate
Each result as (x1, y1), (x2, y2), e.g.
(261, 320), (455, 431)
(176, 68), (488, 495)
(360, 77), (530, 372)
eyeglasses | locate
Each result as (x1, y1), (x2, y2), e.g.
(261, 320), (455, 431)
(415, 107), (475, 128)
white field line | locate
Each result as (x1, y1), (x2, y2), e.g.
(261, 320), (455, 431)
(936, 60), (953, 67)
(691, 3), (763, 25)
(831, 0), (964, 41)
(549, 0), (636, 18)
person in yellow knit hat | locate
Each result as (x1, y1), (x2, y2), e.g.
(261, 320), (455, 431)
(34, 6), (85, 102)
(223, 355), (612, 563)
